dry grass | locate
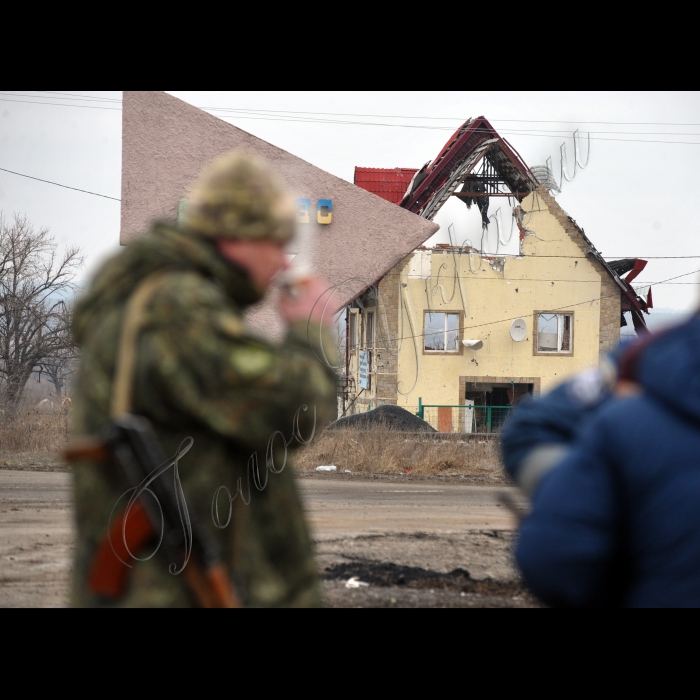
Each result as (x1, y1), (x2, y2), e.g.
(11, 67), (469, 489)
(0, 409), (505, 476)
(295, 424), (503, 476)
(0, 405), (70, 465)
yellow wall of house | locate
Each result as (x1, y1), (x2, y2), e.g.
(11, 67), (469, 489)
(395, 192), (603, 410)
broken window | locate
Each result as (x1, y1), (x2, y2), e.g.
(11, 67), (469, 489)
(537, 313), (573, 353)
(424, 312), (460, 352)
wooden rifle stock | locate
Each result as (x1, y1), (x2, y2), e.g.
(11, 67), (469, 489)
(63, 438), (110, 464)
(65, 419), (241, 608)
(183, 561), (241, 608)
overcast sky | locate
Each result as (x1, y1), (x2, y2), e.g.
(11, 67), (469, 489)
(1, 91), (699, 313)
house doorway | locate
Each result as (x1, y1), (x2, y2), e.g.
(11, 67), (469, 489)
(461, 377), (537, 433)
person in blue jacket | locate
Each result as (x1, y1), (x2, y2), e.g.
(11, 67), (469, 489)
(501, 312), (700, 607)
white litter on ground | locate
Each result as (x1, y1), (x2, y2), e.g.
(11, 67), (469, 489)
(345, 576), (369, 589)
(315, 465), (337, 472)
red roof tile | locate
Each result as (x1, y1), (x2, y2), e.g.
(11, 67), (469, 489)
(354, 167), (418, 204)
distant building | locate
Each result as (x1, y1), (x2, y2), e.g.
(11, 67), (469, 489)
(345, 117), (650, 430)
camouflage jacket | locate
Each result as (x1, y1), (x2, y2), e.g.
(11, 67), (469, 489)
(70, 224), (338, 607)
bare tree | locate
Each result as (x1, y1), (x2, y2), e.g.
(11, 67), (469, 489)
(39, 306), (78, 398)
(0, 212), (83, 410)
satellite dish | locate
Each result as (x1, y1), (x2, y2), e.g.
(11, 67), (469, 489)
(510, 318), (527, 342)
(462, 339), (483, 350)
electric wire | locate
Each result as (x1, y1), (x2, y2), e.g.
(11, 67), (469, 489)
(24, 93), (700, 126)
(0, 98), (121, 111)
(3, 163), (699, 267)
(3, 96), (700, 144)
(2, 165), (700, 269)
(374, 267), (700, 346)
(402, 274), (700, 284)
(0, 167), (120, 201)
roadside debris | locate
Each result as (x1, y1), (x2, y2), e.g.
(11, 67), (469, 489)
(327, 405), (436, 433)
(345, 576), (370, 589)
(315, 465), (337, 472)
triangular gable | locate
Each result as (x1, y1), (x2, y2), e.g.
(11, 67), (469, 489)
(400, 116), (538, 219)
(352, 116), (649, 331)
(120, 92), (439, 316)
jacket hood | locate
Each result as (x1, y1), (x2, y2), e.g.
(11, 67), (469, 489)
(73, 224), (264, 347)
(637, 315), (700, 424)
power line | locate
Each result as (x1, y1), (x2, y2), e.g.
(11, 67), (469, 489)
(405, 275), (700, 284)
(29, 93), (700, 127)
(383, 268), (700, 344)
(206, 113), (700, 145)
(404, 267), (700, 284)
(430, 252), (700, 260)
(4, 96), (700, 145)
(203, 106), (700, 135)
(0, 98), (120, 111)
(211, 114), (700, 139)
(0, 165), (699, 264)
(0, 92), (120, 104)
(0, 167), (120, 201)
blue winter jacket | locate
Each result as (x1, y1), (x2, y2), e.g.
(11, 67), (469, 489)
(501, 316), (700, 607)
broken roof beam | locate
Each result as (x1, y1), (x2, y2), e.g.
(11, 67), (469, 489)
(401, 117), (539, 217)
(451, 192), (532, 198)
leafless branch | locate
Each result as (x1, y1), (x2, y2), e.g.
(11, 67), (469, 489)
(0, 212), (83, 408)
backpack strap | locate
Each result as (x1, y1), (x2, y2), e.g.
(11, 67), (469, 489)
(110, 273), (170, 418)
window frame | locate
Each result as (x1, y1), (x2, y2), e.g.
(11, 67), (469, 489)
(533, 311), (575, 356)
(348, 310), (358, 353)
(365, 310), (375, 349)
(422, 310), (464, 355)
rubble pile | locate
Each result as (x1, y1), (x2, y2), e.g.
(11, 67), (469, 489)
(327, 404), (436, 432)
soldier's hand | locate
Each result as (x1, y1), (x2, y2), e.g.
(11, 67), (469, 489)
(279, 276), (335, 327)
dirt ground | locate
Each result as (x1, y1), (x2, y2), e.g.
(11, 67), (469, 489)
(0, 465), (539, 608)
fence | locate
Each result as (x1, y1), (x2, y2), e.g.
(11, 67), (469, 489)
(416, 402), (513, 434)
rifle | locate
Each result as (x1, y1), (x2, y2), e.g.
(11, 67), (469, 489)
(65, 413), (240, 608)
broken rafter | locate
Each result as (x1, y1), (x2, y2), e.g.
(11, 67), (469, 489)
(451, 192), (531, 198)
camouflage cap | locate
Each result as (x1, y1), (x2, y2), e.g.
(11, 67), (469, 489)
(183, 151), (295, 243)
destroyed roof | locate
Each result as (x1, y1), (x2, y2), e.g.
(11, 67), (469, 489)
(352, 116), (651, 330)
(608, 259), (638, 277)
(354, 167), (419, 205)
(400, 116), (539, 219)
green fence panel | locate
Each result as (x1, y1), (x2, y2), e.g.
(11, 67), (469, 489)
(418, 405), (513, 433)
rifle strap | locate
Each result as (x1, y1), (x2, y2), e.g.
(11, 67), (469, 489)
(97, 272), (241, 608)
(88, 274), (169, 598)
(110, 273), (170, 418)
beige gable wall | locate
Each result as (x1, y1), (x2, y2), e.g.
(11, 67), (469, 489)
(380, 189), (617, 411)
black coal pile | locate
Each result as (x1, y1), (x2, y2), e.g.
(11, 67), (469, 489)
(327, 404), (436, 432)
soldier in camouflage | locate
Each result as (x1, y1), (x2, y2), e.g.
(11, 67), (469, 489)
(70, 152), (338, 607)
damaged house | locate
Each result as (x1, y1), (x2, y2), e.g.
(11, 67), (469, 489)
(346, 117), (651, 431)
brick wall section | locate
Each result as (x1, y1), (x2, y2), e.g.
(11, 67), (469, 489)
(536, 188), (621, 358)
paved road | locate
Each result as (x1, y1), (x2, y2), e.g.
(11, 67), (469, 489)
(301, 478), (520, 540)
(0, 470), (524, 607)
(0, 470), (74, 608)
